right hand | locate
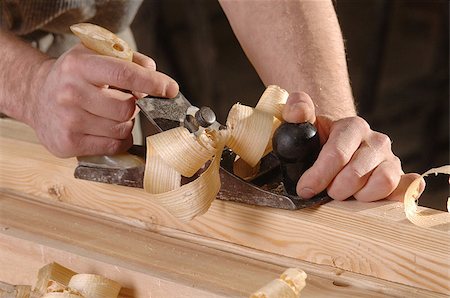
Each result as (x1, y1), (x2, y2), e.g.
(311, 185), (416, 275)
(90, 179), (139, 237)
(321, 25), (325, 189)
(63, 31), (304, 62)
(27, 44), (178, 158)
(282, 92), (421, 202)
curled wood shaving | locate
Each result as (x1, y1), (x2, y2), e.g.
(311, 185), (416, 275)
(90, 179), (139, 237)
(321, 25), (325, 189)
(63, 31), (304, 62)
(143, 86), (288, 221)
(42, 274), (121, 298)
(226, 86), (288, 167)
(149, 127), (218, 177)
(34, 263), (121, 298)
(250, 268), (307, 298)
(46, 280), (79, 294)
(226, 104), (274, 167)
(263, 117), (283, 157)
(404, 165), (450, 227)
(255, 85), (289, 120)
(68, 274), (121, 298)
(144, 143), (181, 194)
(144, 151), (222, 222)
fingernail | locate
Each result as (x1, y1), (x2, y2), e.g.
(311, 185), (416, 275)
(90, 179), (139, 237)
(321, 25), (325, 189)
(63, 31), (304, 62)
(298, 187), (316, 200)
(286, 93), (302, 106)
(168, 81), (179, 97)
(283, 93), (303, 122)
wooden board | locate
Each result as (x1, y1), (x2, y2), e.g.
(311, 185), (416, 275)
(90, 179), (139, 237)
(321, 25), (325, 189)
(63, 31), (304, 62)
(1, 118), (449, 294)
(0, 281), (31, 298)
(0, 192), (444, 298)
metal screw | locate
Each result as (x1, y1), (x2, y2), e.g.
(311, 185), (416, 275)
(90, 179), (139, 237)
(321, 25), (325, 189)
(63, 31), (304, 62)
(195, 107), (216, 128)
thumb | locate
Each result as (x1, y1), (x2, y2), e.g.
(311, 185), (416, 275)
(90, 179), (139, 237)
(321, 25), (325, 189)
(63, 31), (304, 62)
(282, 92), (316, 124)
(386, 173), (425, 202)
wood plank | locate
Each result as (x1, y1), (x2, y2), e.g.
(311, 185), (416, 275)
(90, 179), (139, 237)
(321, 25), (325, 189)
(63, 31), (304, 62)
(0, 282), (31, 298)
(0, 193), (443, 298)
(1, 119), (449, 294)
(0, 118), (39, 144)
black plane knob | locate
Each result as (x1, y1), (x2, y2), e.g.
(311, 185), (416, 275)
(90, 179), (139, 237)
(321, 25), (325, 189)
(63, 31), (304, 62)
(272, 122), (321, 197)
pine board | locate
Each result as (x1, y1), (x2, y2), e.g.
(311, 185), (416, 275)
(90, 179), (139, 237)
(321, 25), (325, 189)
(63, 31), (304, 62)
(0, 119), (449, 294)
(0, 193), (444, 298)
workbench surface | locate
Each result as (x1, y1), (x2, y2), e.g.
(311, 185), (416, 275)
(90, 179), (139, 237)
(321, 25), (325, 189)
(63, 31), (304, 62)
(1, 118), (449, 297)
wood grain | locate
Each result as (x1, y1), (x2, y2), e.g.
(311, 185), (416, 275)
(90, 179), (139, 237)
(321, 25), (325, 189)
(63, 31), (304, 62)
(0, 281), (31, 298)
(0, 193), (443, 298)
(1, 119), (449, 294)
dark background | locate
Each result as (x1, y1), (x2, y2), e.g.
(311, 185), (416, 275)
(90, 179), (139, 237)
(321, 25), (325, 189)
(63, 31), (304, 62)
(131, 0), (449, 207)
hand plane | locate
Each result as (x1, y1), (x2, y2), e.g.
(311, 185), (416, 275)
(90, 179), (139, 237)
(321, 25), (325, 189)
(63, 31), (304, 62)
(75, 92), (330, 210)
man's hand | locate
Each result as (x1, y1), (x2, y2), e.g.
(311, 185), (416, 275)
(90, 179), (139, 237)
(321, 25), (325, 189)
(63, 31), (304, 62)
(26, 44), (178, 158)
(282, 92), (422, 202)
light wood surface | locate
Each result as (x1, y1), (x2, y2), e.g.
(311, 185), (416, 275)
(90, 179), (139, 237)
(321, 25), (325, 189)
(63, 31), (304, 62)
(1, 119), (449, 295)
(0, 281), (31, 298)
(0, 192), (444, 298)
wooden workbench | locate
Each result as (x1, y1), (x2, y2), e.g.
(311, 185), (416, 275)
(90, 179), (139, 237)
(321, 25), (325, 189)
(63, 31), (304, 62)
(1, 118), (449, 297)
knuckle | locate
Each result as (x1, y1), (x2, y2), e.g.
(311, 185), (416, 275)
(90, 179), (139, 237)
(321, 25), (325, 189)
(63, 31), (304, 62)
(147, 57), (157, 70)
(351, 116), (370, 131)
(107, 139), (122, 154)
(113, 122), (133, 139)
(327, 146), (349, 166)
(58, 84), (80, 105)
(372, 132), (392, 149)
(59, 52), (79, 74)
(378, 171), (399, 192)
(346, 163), (365, 179)
(112, 65), (135, 84)
(392, 156), (402, 168)
(117, 100), (135, 122)
(332, 117), (369, 137)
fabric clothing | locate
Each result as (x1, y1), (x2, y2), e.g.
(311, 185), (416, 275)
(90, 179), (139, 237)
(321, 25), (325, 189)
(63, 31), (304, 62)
(1, 0), (142, 35)
(1, 0), (142, 56)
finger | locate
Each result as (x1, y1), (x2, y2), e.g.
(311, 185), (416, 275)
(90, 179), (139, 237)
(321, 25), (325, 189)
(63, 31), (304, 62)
(132, 91), (148, 99)
(74, 111), (134, 140)
(77, 134), (133, 156)
(132, 53), (155, 99)
(326, 130), (395, 201)
(296, 117), (370, 199)
(131, 52), (156, 98)
(81, 55), (179, 98)
(353, 158), (403, 202)
(132, 51), (157, 70)
(385, 173), (423, 202)
(326, 144), (385, 201)
(80, 87), (138, 122)
(282, 92), (316, 124)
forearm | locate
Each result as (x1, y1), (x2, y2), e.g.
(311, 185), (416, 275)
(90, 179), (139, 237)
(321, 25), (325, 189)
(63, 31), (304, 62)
(220, 0), (356, 119)
(0, 29), (49, 125)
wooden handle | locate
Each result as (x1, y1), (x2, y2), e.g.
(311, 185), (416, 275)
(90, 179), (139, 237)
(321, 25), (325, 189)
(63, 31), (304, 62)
(70, 23), (133, 61)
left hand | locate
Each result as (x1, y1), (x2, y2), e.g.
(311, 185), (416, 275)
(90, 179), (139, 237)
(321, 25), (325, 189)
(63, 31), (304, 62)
(282, 92), (422, 202)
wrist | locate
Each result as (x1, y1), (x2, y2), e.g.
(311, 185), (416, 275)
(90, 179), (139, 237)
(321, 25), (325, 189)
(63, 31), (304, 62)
(23, 58), (53, 128)
(313, 84), (357, 120)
